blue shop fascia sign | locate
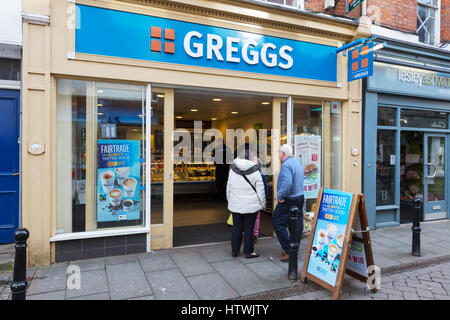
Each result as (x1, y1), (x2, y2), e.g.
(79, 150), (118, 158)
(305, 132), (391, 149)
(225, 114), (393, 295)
(367, 62), (450, 101)
(75, 4), (337, 82)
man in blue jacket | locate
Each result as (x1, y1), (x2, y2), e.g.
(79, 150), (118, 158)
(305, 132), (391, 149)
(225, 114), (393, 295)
(273, 144), (304, 262)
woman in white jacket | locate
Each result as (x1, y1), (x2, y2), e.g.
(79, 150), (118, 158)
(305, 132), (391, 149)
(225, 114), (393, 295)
(227, 149), (266, 258)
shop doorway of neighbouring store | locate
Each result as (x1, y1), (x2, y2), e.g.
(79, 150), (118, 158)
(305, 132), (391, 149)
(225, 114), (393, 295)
(400, 131), (448, 223)
(172, 89), (275, 247)
(0, 89), (20, 243)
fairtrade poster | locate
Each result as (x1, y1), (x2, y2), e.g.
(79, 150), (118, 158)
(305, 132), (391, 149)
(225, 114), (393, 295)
(306, 189), (353, 287)
(294, 135), (321, 199)
(347, 239), (368, 278)
(97, 139), (141, 223)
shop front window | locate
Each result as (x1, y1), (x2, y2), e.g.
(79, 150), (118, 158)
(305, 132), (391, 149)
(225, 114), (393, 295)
(401, 109), (448, 129)
(378, 107), (396, 127)
(150, 93), (164, 224)
(291, 101), (342, 212)
(377, 130), (396, 206)
(56, 79), (146, 234)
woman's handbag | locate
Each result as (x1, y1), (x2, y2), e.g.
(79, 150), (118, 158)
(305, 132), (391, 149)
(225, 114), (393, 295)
(227, 213), (233, 226)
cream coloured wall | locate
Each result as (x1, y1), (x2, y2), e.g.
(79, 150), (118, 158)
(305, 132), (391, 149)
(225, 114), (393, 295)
(21, 0), (370, 265)
(22, 17), (52, 266)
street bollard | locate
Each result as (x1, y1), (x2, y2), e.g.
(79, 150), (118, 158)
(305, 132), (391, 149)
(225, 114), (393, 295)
(411, 197), (421, 257)
(10, 229), (30, 300)
(288, 206), (300, 280)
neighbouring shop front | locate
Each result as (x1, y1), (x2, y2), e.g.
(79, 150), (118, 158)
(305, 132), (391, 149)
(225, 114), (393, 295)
(363, 39), (450, 229)
(21, 0), (370, 266)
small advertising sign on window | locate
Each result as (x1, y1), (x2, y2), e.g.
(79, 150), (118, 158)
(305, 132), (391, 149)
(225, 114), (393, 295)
(294, 135), (321, 199)
(97, 139), (141, 224)
(390, 155), (396, 166)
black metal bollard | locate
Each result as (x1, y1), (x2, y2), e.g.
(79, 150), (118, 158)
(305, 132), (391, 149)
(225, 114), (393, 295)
(10, 229), (30, 300)
(411, 197), (421, 257)
(288, 206), (300, 280)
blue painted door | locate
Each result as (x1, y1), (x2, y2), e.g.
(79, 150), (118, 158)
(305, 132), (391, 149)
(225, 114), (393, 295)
(423, 134), (447, 221)
(0, 89), (20, 243)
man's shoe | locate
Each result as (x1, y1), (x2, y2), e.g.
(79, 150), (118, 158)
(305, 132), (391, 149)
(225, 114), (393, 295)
(280, 252), (289, 262)
(245, 252), (260, 259)
(232, 252), (238, 257)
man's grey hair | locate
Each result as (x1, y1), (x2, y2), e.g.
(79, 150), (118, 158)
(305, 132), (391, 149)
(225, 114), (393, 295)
(279, 144), (293, 157)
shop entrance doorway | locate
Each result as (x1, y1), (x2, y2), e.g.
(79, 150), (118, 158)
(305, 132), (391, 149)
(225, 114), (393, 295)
(0, 89), (20, 243)
(400, 132), (448, 223)
(172, 89), (275, 247)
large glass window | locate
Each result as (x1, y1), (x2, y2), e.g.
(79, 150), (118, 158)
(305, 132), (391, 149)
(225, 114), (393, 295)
(291, 101), (342, 212)
(400, 109), (448, 129)
(56, 79), (146, 234)
(377, 130), (396, 206)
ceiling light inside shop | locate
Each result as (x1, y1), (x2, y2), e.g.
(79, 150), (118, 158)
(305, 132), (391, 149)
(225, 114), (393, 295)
(97, 113), (104, 116)
(97, 90), (103, 93)
(261, 102), (270, 105)
(211, 117), (217, 120)
(176, 116), (183, 119)
(231, 111), (238, 114)
(212, 98), (222, 102)
(98, 103), (103, 107)
(157, 94), (165, 98)
(190, 108), (199, 112)
(132, 129), (139, 132)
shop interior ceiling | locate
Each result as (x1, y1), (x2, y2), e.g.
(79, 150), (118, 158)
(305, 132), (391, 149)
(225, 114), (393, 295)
(174, 89), (273, 121)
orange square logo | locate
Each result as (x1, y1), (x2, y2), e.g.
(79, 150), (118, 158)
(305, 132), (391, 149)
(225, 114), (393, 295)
(352, 49), (359, 60)
(164, 29), (175, 40)
(361, 58), (368, 68)
(165, 42), (175, 54)
(151, 40), (162, 52)
(361, 45), (369, 55)
(352, 61), (359, 71)
(151, 26), (162, 38)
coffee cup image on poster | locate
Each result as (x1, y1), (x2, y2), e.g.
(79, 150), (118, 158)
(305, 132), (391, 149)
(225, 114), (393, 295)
(97, 139), (140, 223)
(307, 189), (353, 287)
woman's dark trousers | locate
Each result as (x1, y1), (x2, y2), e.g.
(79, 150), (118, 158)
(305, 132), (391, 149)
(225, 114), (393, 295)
(231, 212), (257, 255)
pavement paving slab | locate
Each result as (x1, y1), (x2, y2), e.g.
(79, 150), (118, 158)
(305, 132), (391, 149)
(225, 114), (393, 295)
(212, 259), (272, 296)
(169, 249), (215, 277)
(145, 268), (199, 300)
(66, 268), (109, 299)
(138, 251), (177, 273)
(186, 272), (239, 300)
(106, 262), (152, 300)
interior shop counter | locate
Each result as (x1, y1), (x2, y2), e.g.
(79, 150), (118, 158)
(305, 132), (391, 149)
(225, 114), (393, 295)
(151, 180), (216, 195)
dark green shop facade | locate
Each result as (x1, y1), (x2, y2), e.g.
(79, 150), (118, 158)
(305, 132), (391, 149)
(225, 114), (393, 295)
(363, 38), (450, 228)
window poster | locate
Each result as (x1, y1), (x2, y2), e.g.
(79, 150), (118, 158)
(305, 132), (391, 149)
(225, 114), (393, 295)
(97, 139), (141, 223)
(294, 134), (321, 199)
(306, 189), (353, 286)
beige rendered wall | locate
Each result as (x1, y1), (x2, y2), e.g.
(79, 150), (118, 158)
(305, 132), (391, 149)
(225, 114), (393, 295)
(22, 0), (52, 266)
(20, 0), (370, 265)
